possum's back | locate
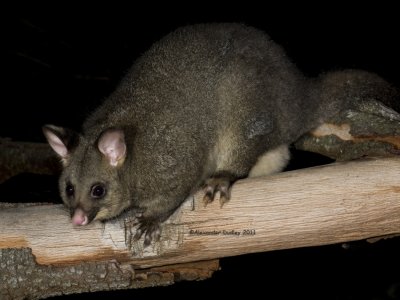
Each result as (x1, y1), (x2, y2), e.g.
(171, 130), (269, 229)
(83, 23), (303, 143)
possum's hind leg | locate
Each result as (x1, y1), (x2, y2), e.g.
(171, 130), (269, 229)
(203, 145), (290, 207)
(203, 172), (235, 207)
(203, 110), (277, 207)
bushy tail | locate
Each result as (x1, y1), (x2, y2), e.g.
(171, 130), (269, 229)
(315, 69), (399, 114)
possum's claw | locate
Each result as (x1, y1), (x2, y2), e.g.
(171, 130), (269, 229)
(203, 177), (232, 208)
(133, 221), (161, 247)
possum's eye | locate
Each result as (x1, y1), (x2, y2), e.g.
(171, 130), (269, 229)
(90, 184), (106, 199)
(65, 183), (75, 198)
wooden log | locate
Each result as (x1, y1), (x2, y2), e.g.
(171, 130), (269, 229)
(1, 157), (400, 269)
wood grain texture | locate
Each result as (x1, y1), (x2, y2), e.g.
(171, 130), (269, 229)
(1, 157), (400, 269)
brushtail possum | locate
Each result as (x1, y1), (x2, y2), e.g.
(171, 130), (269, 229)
(43, 23), (398, 246)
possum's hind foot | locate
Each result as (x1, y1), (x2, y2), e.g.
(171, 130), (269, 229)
(203, 176), (233, 208)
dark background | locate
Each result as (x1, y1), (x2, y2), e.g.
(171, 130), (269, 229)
(2, 5), (400, 299)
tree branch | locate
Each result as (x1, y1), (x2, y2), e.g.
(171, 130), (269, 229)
(0, 138), (60, 183)
(1, 157), (400, 298)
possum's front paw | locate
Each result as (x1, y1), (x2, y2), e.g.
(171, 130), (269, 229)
(203, 177), (232, 208)
(133, 220), (161, 247)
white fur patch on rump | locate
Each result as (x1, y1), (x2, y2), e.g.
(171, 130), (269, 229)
(248, 145), (290, 178)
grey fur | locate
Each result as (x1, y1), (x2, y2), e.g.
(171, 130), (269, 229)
(43, 23), (398, 245)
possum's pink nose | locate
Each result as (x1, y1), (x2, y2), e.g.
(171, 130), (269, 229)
(72, 208), (89, 226)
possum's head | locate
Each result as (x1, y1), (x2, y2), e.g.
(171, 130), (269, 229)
(43, 125), (131, 226)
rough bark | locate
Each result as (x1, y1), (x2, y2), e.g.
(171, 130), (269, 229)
(0, 247), (218, 300)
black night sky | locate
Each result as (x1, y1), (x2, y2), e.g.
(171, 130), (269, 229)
(3, 4), (400, 299)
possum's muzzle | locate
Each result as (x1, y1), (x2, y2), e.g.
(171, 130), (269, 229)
(70, 207), (99, 226)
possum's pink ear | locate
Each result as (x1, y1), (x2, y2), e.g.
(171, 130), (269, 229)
(98, 129), (126, 167)
(42, 125), (78, 164)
